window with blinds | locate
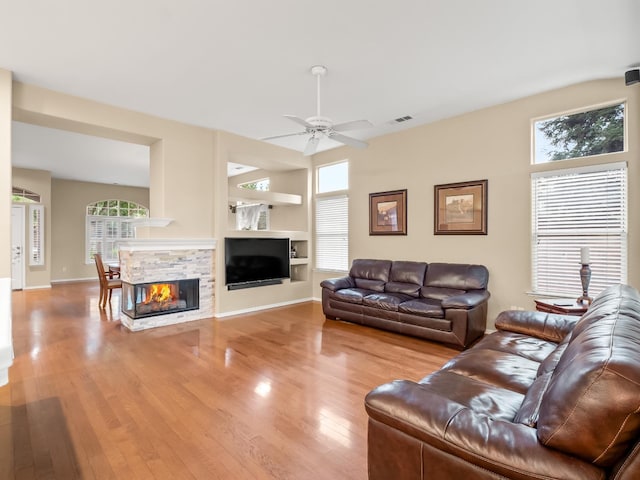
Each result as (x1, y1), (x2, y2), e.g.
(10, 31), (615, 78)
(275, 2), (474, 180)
(315, 195), (348, 271)
(86, 200), (148, 263)
(531, 162), (627, 297)
(29, 205), (44, 266)
(316, 161), (349, 271)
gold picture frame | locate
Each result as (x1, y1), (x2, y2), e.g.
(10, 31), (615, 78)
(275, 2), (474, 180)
(434, 180), (487, 235)
(369, 189), (407, 235)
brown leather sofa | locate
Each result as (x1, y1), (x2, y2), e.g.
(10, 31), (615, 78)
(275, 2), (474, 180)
(365, 284), (640, 480)
(320, 259), (490, 348)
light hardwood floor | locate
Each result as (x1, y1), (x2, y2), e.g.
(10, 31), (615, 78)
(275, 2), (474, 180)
(2, 282), (458, 479)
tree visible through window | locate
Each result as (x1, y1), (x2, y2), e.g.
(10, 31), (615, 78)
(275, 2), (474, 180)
(534, 103), (624, 163)
(86, 200), (148, 263)
(12, 186), (40, 203)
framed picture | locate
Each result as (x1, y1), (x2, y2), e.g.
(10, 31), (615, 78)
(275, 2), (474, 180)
(434, 179), (487, 235)
(369, 189), (407, 235)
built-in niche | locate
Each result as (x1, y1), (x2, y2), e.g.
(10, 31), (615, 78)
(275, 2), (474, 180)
(227, 163), (306, 232)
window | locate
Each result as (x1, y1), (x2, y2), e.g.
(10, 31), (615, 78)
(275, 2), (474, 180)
(238, 178), (270, 191)
(533, 102), (624, 164)
(235, 178), (270, 230)
(318, 162), (348, 193)
(531, 163), (627, 297)
(12, 186), (40, 203)
(315, 161), (348, 271)
(86, 200), (148, 263)
(29, 204), (44, 266)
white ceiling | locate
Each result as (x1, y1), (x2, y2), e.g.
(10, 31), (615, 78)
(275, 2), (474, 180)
(3, 0), (640, 188)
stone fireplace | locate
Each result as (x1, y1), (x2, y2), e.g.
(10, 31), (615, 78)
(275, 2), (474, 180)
(117, 239), (216, 331)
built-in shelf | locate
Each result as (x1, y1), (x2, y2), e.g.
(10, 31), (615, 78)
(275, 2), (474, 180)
(290, 239), (309, 282)
(128, 217), (174, 228)
(228, 186), (302, 206)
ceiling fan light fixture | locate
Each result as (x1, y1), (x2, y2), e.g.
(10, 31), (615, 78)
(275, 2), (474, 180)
(261, 64), (372, 155)
(310, 65), (327, 77)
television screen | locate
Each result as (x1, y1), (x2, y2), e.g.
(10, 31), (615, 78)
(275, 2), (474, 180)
(225, 237), (290, 286)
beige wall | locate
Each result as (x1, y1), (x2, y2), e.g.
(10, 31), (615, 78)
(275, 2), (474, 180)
(312, 78), (640, 328)
(6, 73), (637, 327)
(0, 70), (11, 279)
(12, 82), (216, 239)
(51, 178), (149, 281)
(5, 82), (313, 316)
(215, 131), (312, 314)
(11, 167), (52, 288)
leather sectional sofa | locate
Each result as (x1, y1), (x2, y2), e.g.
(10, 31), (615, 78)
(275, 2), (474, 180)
(320, 259), (490, 348)
(365, 283), (640, 480)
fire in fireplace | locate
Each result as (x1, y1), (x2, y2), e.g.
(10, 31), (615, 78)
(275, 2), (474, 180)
(122, 278), (199, 319)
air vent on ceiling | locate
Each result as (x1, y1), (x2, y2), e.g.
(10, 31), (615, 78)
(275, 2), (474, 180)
(390, 115), (413, 124)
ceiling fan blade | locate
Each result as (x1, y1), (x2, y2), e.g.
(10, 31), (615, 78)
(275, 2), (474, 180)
(303, 136), (320, 156)
(329, 132), (368, 149)
(332, 119), (373, 132)
(284, 115), (314, 129)
(261, 131), (307, 141)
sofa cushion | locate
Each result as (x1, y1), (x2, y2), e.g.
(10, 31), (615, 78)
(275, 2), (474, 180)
(332, 288), (376, 305)
(514, 371), (553, 427)
(398, 298), (444, 318)
(354, 278), (386, 292)
(386, 282), (421, 297)
(472, 330), (559, 365)
(364, 293), (413, 311)
(441, 346), (541, 395)
(424, 263), (489, 290)
(418, 369), (525, 421)
(537, 284), (640, 467)
(349, 259), (390, 292)
(389, 261), (427, 284)
(420, 286), (465, 301)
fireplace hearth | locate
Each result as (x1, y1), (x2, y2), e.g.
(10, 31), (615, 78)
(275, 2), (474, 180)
(122, 278), (199, 319)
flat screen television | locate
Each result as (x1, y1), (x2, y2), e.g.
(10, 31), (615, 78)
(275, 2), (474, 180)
(225, 237), (290, 288)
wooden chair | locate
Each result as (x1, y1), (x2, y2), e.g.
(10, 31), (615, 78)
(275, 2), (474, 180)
(94, 253), (122, 308)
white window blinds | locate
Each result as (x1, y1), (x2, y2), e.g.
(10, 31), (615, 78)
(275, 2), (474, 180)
(315, 195), (348, 271)
(86, 217), (136, 263)
(531, 162), (627, 297)
(29, 204), (44, 266)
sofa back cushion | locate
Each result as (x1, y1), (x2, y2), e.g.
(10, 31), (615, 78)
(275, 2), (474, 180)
(385, 261), (427, 297)
(536, 284), (640, 467)
(350, 259), (391, 293)
(424, 263), (489, 291)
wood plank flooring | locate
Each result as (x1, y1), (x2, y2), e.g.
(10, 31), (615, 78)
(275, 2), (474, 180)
(2, 282), (458, 479)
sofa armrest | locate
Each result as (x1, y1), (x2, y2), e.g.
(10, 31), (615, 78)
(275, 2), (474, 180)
(495, 310), (578, 343)
(441, 290), (490, 309)
(320, 276), (354, 292)
(365, 380), (603, 480)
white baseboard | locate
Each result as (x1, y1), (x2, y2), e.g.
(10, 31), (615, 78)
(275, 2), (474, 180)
(215, 297), (314, 319)
(51, 277), (94, 284)
(23, 284), (52, 290)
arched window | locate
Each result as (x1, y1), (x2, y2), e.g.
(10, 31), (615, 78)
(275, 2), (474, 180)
(12, 186), (41, 203)
(86, 200), (148, 263)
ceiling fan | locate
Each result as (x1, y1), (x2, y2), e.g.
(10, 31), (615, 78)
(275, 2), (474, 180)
(262, 65), (373, 156)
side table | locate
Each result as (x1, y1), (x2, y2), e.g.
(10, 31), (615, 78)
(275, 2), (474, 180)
(534, 298), (589, 316)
